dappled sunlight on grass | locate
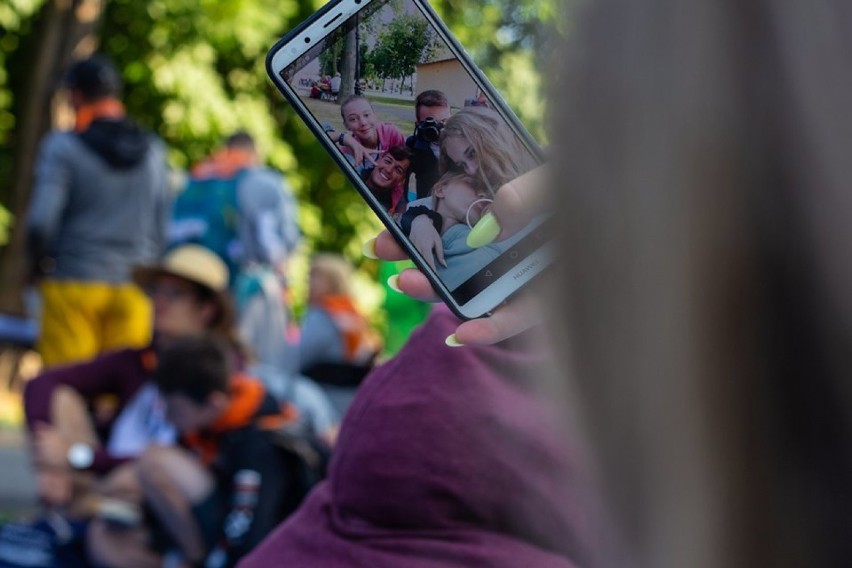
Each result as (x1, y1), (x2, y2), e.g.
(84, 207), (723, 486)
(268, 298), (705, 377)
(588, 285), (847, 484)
(0, 349), (40, 429)
(0, 390), (23, 429)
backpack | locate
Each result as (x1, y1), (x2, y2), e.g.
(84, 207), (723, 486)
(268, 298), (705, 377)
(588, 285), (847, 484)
(275, 173), (302, 259)
(252, 403), (330, 521)
(168, 172), (244, 285)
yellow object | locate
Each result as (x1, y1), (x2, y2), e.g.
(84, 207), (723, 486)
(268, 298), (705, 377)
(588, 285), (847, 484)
(38, 280), (152, 367)
(466, 212), (501, 248)
(361, 237), (379, 260)
(386, 275), (402, 294)
(444, 333), (464, 347)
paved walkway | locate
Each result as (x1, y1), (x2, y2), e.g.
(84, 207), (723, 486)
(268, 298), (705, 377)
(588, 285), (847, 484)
(0, 428), (38, 519)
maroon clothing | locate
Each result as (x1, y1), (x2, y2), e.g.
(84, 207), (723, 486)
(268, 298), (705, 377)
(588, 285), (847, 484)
(24, 347), (154, 473)
(240, 307), (593, 568)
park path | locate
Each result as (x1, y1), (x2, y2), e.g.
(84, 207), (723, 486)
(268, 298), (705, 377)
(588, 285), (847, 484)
(0, 427), (38, 519)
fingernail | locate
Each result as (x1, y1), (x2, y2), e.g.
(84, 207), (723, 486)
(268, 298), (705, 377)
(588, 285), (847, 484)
(386, 275), (402, 293)
(466, 212), (501, 248)
(445, 334), (464, 347)
(362, 237), (379, 259)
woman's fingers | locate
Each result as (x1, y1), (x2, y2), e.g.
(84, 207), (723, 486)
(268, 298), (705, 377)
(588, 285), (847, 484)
(373, 231), (408, 261)
(369, 230), (543, 345)
(394, 268), (439, 301)
(368, 232), (439, 301)
(451, 291), (542, 345)
(468, 165), (548, 247)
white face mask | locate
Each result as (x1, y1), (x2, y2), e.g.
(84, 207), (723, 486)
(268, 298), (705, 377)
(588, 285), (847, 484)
(466, 198), (494, 229)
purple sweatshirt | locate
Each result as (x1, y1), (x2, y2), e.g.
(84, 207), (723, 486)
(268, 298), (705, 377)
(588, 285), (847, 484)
(240, 307), (594, 568)
(24, 347), (153, 473)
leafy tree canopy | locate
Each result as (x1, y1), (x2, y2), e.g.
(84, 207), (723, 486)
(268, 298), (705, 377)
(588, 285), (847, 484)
(0, 0), (559, 312)
(371, 14), (432, 82)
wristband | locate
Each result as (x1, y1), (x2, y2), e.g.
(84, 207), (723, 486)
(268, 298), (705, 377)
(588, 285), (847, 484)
(338, 132), (347, 145)
(401, 206), (443, 236)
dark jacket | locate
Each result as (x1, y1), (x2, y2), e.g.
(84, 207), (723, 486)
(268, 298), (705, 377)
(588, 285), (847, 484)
(405, 134), (441, 200)
(26, 119), (170, 282)
(184, 376), (305, 567)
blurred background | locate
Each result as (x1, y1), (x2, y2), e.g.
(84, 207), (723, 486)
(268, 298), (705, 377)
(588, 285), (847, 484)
(0, 0), (561, 516)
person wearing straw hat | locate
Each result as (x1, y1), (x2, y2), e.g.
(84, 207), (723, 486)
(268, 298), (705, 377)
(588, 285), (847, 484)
(23, 244), (244, 519)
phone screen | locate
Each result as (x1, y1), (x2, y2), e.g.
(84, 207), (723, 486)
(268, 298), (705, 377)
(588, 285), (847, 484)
(274, 0), (548, 311)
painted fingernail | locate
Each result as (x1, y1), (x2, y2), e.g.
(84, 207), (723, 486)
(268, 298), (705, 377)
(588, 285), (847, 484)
(445, 333), (464, 347)
(386, 275), (402, 293)
(466, 212), (501, 248)
(362, 237), (379, 259)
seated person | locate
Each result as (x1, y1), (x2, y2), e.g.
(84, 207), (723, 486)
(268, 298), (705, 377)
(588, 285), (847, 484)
(330, 72), (341, 97)
(411, 172), (540, 290)
(325, 95), (406, 170)
(299, 253), (382, 420)
(400, 106), (538, 270)
(88, 335), (314, 568)
(23, 245), (240, 519)
(360, 144), (413, 218)
(405, 90), (452, 200)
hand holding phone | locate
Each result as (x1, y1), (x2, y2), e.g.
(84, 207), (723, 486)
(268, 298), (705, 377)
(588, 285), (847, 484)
(372, 166), (546, 344)
(267, 0), (552, 320)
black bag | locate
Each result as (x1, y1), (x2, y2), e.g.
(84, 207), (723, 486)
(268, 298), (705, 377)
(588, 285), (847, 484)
(256, 405), (331, 518)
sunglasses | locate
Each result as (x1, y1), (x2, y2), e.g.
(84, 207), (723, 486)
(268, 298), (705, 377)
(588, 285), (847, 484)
(144, 283), (193, 302)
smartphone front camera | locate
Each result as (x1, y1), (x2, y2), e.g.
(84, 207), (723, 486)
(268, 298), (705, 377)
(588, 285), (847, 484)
(304, 37), (311, 43)
(354, 0), (362, 4)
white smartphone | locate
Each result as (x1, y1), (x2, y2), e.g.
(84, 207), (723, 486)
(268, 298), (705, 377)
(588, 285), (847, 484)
(266, 0), (551, 320)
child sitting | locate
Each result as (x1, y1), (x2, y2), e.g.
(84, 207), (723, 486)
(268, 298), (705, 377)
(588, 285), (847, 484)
(87, 336), (320, 568)
(327, 95), (405, 171)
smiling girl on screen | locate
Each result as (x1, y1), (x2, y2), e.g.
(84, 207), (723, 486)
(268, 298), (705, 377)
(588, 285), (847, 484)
(332, 95), (406, 171)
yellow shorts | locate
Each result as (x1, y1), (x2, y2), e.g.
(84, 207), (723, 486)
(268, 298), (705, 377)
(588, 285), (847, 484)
(38, 280), (153, 368)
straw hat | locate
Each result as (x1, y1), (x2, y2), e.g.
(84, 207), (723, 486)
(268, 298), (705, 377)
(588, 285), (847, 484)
(132, 244), (229, 294)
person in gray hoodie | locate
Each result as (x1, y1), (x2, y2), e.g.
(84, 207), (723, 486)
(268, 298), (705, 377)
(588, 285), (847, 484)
(26, 54), (170, 368)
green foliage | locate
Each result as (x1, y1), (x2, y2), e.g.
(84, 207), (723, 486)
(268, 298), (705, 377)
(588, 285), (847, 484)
(370, 14), (433, 85)
(0, 0), (557, 321)
(0, 0), (46, 204)
(319, 38), (343, 77)
(0, 203), (11, 247)
(430, 0), (559, 141)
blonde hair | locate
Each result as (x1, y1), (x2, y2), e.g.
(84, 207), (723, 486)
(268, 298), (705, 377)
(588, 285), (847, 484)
(438, 106), (536, 194)
(550, 0), (852, 565)
(310, 253), (354, 297)
(430, 172), (487, 208)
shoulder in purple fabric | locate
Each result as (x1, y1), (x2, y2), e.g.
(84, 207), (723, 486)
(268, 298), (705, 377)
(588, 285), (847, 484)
(240, 307), (596, 568)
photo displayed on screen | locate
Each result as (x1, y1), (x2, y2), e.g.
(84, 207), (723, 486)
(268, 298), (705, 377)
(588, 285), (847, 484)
(280, 0), (546, 299)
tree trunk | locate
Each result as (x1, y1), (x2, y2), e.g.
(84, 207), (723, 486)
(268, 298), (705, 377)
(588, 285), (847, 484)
(0, 0), (105, 315)
(339, 27), (357, 99)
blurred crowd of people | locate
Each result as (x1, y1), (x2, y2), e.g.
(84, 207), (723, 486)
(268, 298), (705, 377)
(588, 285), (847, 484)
(15, 54), (394, 568)
(12, 49), (572, 568)
(6, 0), (850, 563)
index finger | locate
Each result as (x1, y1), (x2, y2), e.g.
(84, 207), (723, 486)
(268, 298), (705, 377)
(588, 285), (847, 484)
(453, 291), (542, 345)
(374, 230), (409, 261)
(492, 165), (549, 239)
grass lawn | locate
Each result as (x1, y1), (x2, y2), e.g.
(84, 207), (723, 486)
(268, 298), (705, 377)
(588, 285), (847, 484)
(296, 87), (416, 138)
